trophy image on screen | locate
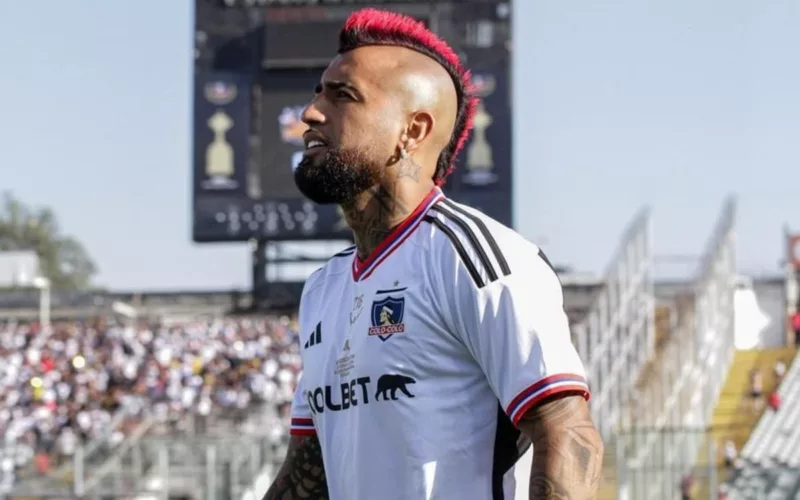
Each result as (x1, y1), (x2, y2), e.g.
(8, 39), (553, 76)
(464, 101), (497, 186)
(203, 111), (238, 189)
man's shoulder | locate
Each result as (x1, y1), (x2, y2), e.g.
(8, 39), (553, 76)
(421, 198), (545, 288)
(301, 244), (355, 300)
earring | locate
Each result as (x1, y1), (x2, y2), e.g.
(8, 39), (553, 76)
(400, 148), (408, 159)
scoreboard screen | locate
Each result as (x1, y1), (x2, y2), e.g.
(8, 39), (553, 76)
(259, 68), (322, 200)
(193, 1), (512, 242)
(262, 16), (429, 69)
(441, 47), (512, 226)
(192, 69), (352, 241)
(263, 20), (343, 69)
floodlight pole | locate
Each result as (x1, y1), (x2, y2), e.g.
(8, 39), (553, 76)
(32, 277), (51, 330)
(251, 238), (267, 309)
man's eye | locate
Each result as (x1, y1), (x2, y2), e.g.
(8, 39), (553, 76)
(337, 91), (352, 99)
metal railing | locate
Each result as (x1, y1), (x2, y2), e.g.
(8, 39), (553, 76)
(615, 426), (721, 500)
(619, 196), (738, 500)
(76, 428), (282, 499)
(2, 403), (287, 499)
(573, 207), (655, 440)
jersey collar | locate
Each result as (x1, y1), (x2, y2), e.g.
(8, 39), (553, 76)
(352, 187), (444, 282)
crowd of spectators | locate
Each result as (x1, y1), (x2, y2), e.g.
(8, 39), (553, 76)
(0, 314), (302, 486)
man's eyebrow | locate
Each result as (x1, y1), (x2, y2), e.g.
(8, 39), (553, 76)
(316, 80), (363, 97)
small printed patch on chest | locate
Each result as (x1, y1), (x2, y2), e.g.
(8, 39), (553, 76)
(349, 293), (365, 326)
(334, 339), (356, 378)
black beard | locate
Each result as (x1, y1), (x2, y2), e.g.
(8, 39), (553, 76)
(293, 147), (379, 205)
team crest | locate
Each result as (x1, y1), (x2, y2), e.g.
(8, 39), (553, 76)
(368, 296), (406, 341)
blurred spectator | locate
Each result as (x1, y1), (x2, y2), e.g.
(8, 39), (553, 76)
(748, 368), (763, 412)
(792, 311), (800, 346)
(768, 390), (781, 412)
(0, 314), (301, 483)
(722, 439), (737, 470)
(774, 359), (786, 384)
(680, 472), (694, 500)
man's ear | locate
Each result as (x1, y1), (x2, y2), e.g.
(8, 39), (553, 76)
(402, 111), (434, 154)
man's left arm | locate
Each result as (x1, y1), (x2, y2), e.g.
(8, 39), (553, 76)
(517, 394), (603, 499)
(444, 247), (603, 499)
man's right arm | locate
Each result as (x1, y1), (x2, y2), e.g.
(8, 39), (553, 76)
(262, 434), (329, 500)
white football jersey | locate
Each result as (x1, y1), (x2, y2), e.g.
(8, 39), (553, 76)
(289, 188), (590, 500)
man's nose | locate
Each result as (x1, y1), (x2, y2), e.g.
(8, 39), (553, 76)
(301, 101), (325, 126)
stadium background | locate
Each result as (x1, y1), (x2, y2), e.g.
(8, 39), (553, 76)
(1, 1), (800, 499)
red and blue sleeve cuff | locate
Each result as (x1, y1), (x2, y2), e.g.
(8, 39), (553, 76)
(289, 417), (316, 436)
(505, 373), (590, 426)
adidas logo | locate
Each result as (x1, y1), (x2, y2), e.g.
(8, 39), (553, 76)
(304, 322), (322, 349)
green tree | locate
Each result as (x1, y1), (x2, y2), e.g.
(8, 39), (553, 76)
(0, 191), (97, 289)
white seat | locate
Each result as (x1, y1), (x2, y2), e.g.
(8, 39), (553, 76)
(725, 352), (800, 498)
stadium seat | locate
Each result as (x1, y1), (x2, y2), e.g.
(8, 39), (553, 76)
(721, 348), (800, 498)
(692, 347), (796, 499)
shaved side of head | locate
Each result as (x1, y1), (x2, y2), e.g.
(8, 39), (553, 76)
(393, 49), (459, 161)
(353, 45), (458, 173)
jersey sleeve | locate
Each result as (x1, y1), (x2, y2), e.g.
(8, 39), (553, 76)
(289, 268), (324, 437)
(289, 375), (316, 436)
(444, 247), (590, 427)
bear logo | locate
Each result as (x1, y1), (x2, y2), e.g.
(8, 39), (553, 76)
(374, 374), (417, 401)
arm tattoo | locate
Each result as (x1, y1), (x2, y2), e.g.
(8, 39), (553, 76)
(262, 435), (329, 500)
(517, 394), (604, 500)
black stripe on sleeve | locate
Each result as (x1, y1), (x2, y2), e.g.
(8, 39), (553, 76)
(441, 199), (511, 276)
(424, 215), (485, 288)
(332, 245), (356, 258)
(431, 204), (499, 282)
(537, 248), (557, 273)
(536, 247), (563, 287)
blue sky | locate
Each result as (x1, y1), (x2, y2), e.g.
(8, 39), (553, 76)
(1, 1), (798, 289)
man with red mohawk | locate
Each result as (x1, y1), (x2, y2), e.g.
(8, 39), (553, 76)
(263, 8), (602, 500)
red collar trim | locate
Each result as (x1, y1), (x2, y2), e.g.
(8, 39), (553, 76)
(351, 188), (443, 282)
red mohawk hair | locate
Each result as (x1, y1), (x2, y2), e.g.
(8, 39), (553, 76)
(339, 8), (477, 186)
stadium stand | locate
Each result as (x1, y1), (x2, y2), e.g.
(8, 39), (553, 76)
(711, 348), (796, 451)
(692, 346), (796, 499)
(0, 315), (299, 498)
(611, 197), (738, 500)
(723, 349), (800, 499)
